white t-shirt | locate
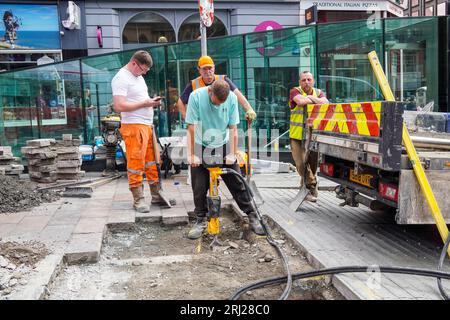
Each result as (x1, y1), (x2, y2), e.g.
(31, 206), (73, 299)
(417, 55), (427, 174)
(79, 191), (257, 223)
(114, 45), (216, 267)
(111, 67), (153, 125)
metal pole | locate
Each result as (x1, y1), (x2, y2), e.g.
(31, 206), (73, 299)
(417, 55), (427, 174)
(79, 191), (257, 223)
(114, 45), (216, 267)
(200, 22), (207, 56)
(95, 83), (101, 135)
(79, 59), (87, 143)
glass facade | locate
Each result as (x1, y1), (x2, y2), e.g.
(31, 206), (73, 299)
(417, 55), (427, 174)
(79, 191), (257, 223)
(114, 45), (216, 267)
(0, 17), (448, 157)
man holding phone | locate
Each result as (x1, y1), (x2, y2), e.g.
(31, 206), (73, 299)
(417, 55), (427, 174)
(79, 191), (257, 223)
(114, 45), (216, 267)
(111, 50), (165, 213)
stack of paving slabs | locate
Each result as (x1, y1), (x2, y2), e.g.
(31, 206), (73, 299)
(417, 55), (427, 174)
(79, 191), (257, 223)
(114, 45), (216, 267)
(0, 146), (24, 177)
(55, 134), (84, 181)
(21, 139), (58, 183)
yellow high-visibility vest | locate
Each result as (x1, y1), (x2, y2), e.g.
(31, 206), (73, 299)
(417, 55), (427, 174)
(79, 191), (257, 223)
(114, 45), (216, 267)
(289, 87), (318, 140)
(191, 75), (226, 91)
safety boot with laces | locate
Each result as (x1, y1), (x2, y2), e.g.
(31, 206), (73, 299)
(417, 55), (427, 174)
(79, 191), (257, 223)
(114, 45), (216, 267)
(149, 183), (165, 205)
(130, 186), (150, 213)
(187, 216), (207, 239)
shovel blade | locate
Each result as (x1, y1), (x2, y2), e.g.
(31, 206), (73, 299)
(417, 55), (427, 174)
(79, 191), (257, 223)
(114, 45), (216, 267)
(289, 186), (309, 212)
(157, 189), (176, 208)
(62, 186), (93, 198)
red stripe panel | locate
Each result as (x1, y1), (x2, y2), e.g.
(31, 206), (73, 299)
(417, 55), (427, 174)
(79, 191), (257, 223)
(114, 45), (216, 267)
(332, 123), (340, 133)
(361, 102), (380, 137)
(341, 103), (359, 134)
(317, 104), (336, 131)
(307, 104), (321, 126)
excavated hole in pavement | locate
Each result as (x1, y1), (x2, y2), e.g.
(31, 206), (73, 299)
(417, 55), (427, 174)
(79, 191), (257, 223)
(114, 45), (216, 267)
(46, 210), (344, 300)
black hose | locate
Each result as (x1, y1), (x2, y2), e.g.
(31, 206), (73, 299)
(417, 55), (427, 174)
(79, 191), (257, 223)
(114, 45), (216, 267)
(230, 234), (450, 300)
(221, 168), (293, 301)
(230, 265), (450, 300)
(437, 234), (450, 300)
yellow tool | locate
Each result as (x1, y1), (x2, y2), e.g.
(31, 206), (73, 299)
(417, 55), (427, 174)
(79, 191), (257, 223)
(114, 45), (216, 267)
(207, 167), (223, 247)
(368, 51), (450, 256)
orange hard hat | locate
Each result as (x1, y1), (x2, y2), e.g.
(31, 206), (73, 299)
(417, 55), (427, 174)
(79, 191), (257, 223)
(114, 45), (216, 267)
(198, 55), (214, 68)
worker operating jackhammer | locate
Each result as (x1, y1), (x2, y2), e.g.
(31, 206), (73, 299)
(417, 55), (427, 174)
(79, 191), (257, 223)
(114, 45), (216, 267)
(186, 80), (265, 240)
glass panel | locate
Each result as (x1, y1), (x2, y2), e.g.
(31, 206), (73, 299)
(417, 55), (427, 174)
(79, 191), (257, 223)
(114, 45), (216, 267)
(0, 71), (36, 155)
(246, 26), (316, 157)
(385, 17), (439, 110)
(425, 5), (434, 16)
(437, 3), (446, 15)
(0, 60), (83, 154)
(317, 19), (384, 103)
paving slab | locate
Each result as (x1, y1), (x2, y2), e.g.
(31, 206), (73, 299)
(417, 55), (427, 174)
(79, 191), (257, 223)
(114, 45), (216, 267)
(65, 232), (104, 265)
(161, 207), (189, 226)
(0, 213), (27, 224)
(8, 216), (52, 237)
(73, 218), (107, 234)
(135, 206), (163, 223)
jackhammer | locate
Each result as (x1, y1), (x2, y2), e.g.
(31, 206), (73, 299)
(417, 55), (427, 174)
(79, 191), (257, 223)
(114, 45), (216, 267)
(100, 114), (121, 176)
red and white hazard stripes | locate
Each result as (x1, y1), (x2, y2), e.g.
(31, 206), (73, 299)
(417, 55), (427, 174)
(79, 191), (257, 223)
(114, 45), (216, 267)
(306, 101), (381, 137)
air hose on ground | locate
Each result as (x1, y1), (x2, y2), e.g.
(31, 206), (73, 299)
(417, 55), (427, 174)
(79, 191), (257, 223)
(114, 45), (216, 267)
(223, 168), (450, 300)
(220, 168), (292, 300)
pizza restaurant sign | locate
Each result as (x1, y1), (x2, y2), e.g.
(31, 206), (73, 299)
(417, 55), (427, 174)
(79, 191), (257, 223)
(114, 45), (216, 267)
(302, 0), (403, 16)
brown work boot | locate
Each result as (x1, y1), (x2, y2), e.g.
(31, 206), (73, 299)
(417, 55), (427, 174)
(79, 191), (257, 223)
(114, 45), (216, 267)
(149, 183), (165, 205)
(130, 186), (150, 213)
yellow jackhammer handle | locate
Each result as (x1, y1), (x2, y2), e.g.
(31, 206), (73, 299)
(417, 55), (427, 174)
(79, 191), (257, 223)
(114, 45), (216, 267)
(368, 51), (450, 257)
(207, 167), (222, 236)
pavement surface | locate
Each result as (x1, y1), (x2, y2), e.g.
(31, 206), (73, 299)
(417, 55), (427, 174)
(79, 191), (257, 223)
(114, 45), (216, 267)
(0, 171), (449, 300)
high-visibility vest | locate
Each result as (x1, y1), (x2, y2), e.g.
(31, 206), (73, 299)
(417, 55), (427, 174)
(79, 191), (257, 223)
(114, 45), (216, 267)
(191, 74), (225, 91)
(289, 86), (319, 140)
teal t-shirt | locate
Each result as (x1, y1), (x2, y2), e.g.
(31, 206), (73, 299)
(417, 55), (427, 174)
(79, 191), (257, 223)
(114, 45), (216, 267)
(185, 86), (239, 148)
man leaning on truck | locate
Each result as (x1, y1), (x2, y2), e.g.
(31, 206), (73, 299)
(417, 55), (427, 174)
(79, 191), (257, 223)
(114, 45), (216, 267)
(289, 71), (329, 202)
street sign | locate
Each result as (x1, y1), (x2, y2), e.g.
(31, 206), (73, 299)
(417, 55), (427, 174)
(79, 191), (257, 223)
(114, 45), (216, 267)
(305, 5), (318, 25)
(199, 0), (214, 27)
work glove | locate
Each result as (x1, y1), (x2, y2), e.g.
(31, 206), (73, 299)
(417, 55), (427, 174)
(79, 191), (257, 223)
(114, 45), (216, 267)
(188, 154), (201, 167)
(225, 153), (237, 165)
(245, 107), (257, 121)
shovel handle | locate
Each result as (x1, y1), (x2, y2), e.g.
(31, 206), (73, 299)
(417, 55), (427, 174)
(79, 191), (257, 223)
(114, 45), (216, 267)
(247, 119), (252, 178)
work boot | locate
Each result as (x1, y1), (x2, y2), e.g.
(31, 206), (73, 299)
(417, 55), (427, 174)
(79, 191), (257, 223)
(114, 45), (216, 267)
(149, 183), (165, 205)
(130, 186), (150, 213)
(305, 193), (317, 203)
(247, 212), (265, 235)
(187, 216), (207, 239)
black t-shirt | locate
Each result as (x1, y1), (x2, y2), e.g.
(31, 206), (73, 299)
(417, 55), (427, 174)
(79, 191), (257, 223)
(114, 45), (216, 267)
(180, 76), (238, 104)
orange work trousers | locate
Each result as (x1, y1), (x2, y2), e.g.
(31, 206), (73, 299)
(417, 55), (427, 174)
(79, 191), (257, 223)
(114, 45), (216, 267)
(120, 123), (159, 188)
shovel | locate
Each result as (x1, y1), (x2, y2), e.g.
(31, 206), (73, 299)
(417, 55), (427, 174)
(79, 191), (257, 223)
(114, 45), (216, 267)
(289, 126), (313, 212)
(246, 119), (264, 207)
(152, 126), (176, 208)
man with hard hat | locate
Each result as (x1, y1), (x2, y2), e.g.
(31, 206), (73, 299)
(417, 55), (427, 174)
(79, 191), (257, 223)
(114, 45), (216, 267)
(176, 55), (257, 121)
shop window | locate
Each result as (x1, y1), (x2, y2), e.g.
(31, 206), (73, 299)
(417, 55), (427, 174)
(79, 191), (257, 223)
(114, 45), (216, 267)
(411, 0), (419, 5)
(437, 2), (446, 15)
(411, 9), (419, 16)
(178, 14), (227, 42)
(425, 5), (434, 15)
(122, 12), (175, 45)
